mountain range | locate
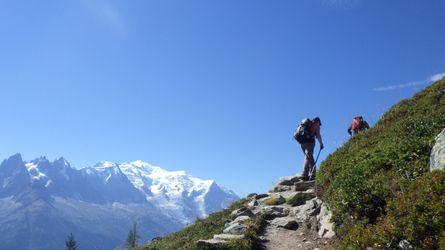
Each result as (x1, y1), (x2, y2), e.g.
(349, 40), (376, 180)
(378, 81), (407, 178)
(0, 153), (238, 250)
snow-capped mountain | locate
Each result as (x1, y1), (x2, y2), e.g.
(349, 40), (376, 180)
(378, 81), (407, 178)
(0, 154), (238, 250)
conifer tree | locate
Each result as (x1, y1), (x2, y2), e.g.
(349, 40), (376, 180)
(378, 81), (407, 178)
(126, 223), (138, 249)
(65, 233), (78, 250)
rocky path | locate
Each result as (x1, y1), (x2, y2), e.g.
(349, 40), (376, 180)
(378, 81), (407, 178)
(197, 175), (336, 249)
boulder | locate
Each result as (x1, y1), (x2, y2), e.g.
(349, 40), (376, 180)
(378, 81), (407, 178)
(270, 185), (293, 193)
(286, 192), (316, 207)
(277, 175), (303, 186)
(213, 234), (245, 240)
(233, 215), (251, 224)
(317, 204), (335, 239)
(263, 195), (286, 206)
(294, 180), (316, 191)
(262, 206), (288, 220)
(254, 193), (269, 199)
(223, 223), (248, 234)
(430, 128), (445, 171)
(230, 207), (254, 219)
(247, 199), (259, 207)
(270, 217), (299, 230)
(196, 239), (227, 248)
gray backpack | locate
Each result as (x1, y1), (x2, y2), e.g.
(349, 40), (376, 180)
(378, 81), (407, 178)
(293, 118), (313, 143)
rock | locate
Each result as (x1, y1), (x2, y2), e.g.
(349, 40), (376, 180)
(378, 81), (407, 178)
(286, 192), (316, 206)
(270, 217), (299, 230)
(277, 175), (303, 186)
(213, 234), (245, 240)
(230, 207), (254, 219)
(254, 193), (269, 199)
(398, 239), (413, 250)
(233, 215), (251, 224)
(223, 223), (248, 234)
(317, 204), (335, 239)
(262, 206), (288, 220)
(270, 185), (294, 193)
(196, 239), (227, 248)
(430, 128), (445, 171)
(263, 195), (286, 206)
(294, 180), (316, 191)
(247, 199), (259, 207)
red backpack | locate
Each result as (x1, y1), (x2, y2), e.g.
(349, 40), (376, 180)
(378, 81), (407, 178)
(351, 117), (364, 131)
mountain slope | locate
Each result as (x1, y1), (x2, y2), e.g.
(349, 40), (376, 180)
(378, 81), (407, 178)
(0, 155), (238, 250)
(140, 78), (445, 250)
(318, 77), (445, 249)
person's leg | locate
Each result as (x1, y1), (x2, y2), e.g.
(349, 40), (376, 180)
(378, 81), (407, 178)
(307, 143), (316, 180)
(301, 143), (315, 179)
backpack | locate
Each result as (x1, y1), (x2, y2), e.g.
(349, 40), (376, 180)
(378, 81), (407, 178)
(294, 118), (313, 143)
(351, 117), (364, 131)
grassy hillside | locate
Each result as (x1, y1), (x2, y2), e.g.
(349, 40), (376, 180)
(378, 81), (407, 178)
(318, 78), (445, 249)
(140, 79), (445, 250)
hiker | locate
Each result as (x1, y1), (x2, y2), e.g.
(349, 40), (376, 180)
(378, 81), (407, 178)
(294, 117), (324, 181)
(347, 116), (370, 136)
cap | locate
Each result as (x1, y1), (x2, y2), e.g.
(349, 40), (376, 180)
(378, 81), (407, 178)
(313, 117), (322, 126)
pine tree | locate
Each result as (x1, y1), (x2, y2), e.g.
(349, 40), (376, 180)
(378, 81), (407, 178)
(65, 233), (78, 250)
(126, 223), (138, 249)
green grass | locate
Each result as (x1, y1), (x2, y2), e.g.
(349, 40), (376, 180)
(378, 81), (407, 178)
(317, 78), (445, 249)
(139, 198), (261, 250)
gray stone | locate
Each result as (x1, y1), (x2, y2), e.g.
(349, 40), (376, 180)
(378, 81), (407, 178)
(277, 175), (304, 186)
(262, 206), (288, 220)
(247, 199), (259, 207)
(223, 223), (248, 234)
(294, 180), (316, 191)
(317, 204), (335, 239)
(196, 239), (227, 247)
(213, 234), (245, 240)
(230, 207), (254, 219)
(254, 193), (269, 199)
(430, 128), (445, 171)
(262, 194), (286, 206)
(233, 215), (251, 224)
(270, 184), (293, 193)
(270, 217), (299, 230)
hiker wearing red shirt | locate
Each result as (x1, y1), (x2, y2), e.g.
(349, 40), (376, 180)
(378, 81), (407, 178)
(348, 116), (370, 136)
(294, 117), (324, 181)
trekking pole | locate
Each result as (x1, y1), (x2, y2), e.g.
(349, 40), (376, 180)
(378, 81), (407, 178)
(314, 148), (322, 166)
(309, 147), (323, 181)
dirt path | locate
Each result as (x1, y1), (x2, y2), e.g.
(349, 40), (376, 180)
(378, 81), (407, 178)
(261, 220), (323, 250)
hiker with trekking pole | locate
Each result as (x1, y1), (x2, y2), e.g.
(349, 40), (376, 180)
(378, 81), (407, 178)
(293, 117), (324, 181)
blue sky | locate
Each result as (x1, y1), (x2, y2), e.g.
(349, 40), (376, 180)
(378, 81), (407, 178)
(1, 0), (444, 196)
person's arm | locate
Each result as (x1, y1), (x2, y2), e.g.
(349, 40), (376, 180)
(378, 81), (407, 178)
(364, 121), (370, 129)
(347, 122), (353, 135)
(316, 126), (324, 149)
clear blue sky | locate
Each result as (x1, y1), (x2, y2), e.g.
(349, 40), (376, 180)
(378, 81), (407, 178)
(1, 0), (444, 196)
